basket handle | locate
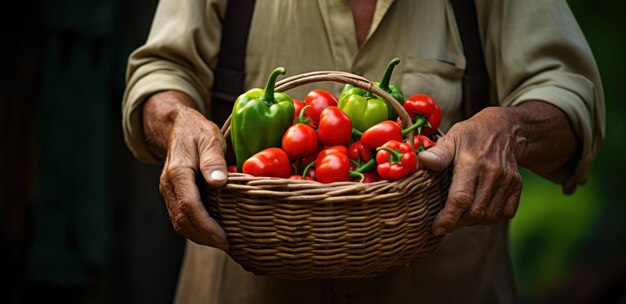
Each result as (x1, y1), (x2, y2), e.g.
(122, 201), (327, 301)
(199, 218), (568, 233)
(221, 71), (417, 149)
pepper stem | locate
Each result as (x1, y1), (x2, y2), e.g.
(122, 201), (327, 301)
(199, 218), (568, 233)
(296, 105), (312, 125)
(378, 58), (400, 91)
(350, 170), (365, 183)
(356, 158), (376, 173)
(302, 161), (315, 179)
(352, 128), (364, 138)
(263, 67), (286, 106)
(401, 116), (428, 137)
(377, 146), (403, 163)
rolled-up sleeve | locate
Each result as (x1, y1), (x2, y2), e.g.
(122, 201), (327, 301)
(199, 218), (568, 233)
(478, 0), (605, 193)
(122, 0), (225, 163)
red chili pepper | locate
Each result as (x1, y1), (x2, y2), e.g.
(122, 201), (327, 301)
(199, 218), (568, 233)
(298, 161), (318, 181)
(359, 118), (428, 150)
(304, 89), (338, 124)
(288, 175), (315, 181)
(227, 165), (238, 173)
(358, 172), (381, 183)
(402, 94), (442, 135)
(242, 147), (293, 178)
(376, 140), (418, 181)
(348, 141), (372, 163)
(282, 105), (319, 159)
(317, 106), (353, 147)
(293, 99), (305, 123)
(413, 135), (436, 151)
(314, 150), (363, 183)
(293, 99), (316, 127)
(412, 135), (436, 170)
(296, 145), (323, 169)
(305, 168), (316, 180)
(359, 121), (403, 150)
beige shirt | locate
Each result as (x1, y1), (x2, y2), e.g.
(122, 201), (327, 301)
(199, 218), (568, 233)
(122, 0), (605, 303)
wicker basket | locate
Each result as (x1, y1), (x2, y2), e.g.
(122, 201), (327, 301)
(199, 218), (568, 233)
(203, 71), (451, 279)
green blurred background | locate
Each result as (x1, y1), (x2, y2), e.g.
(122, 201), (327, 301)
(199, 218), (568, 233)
(510, 1), (626, 303)
(1, 0), (624, 303)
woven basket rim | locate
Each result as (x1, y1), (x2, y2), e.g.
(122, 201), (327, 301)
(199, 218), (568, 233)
(222, 169), (446, 204)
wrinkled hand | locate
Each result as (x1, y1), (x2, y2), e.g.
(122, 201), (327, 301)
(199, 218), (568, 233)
(418, 107), (525, 236)
(144, 91), (229, 250)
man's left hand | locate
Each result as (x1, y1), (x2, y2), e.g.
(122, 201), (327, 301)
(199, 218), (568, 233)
(418, 107), (527, 236)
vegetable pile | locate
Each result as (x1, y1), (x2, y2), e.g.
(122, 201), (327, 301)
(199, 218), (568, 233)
(229, 59), (442, 183)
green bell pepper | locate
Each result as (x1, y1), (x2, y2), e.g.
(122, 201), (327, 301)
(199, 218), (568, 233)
(373, 58), (405, 120)
(230, 67), (295, 171)
(338, 58), (405, 132)
(337, 86), (389, 133)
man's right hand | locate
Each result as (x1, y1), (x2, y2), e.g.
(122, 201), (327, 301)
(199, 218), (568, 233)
(143, 91), (229, 251)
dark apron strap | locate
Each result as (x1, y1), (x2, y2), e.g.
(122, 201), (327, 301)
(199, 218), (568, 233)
(210, 0), (257, 126)
(451, 0), (491, 118)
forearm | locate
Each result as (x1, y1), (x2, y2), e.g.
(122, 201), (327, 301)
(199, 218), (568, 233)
(505, 101), (579, 181)
(142, 90), (199, 160)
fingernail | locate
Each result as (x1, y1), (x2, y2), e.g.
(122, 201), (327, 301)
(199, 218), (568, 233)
(210, 170), (226, 181)
(421, 151), (439, 162)
(433, 227), (446, 236)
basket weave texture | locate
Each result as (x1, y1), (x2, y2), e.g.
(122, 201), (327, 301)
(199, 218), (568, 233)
(204, 71), (451, 279)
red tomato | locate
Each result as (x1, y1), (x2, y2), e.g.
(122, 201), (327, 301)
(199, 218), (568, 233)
(315, 152), (353, 183)
(242, 148), (292, 178)
(282, 123), (319, 159)
(317, 106), (353, 146)
(304, 89), (338, 124)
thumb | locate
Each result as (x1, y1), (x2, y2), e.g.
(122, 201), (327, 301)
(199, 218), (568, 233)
(418, 136), (456, 171)
(198, 135), (228, 188)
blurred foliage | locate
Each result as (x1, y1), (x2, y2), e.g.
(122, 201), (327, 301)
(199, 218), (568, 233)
(510, 0), (626, 302)
(511, 170), (600, 301)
